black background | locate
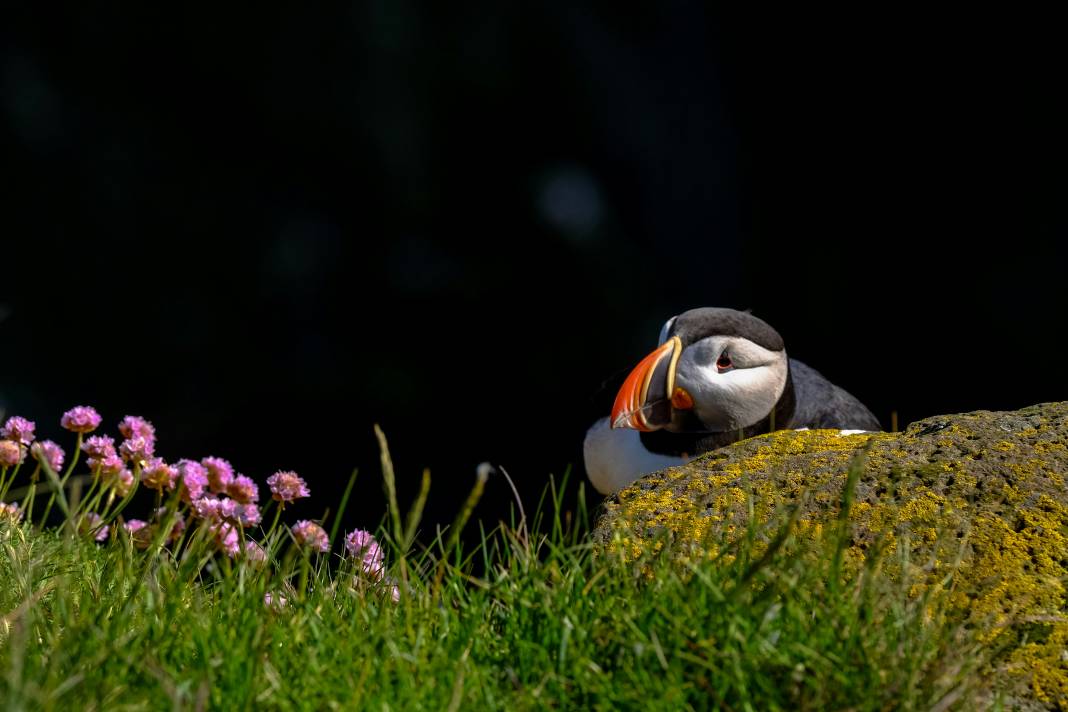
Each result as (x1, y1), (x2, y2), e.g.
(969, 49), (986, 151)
(2, 4), (1065, 536)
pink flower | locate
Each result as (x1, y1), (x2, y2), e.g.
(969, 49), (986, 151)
(238, 503), (261, 527)
(227, 474), (259, 504)
(292, 520), (329, 553)
(30, 440), (65, 472)
(123, 519), (152, 549)
(217, 497), (240, 521)
(1, 416), (36, 445)
(80, 512), (109, 542)
(176, 459), (209, 502)
(192, 496), (222, 520)
(60, 406), (101, 434)
(267, 470), (310, 504)
(89, 453), (124, 476)
(212, 521), (240, 557)
(363, 542), (385, 577)
(242, 539), (267, 564)
(82, 435), (116, 459)
(119, 436), (154, 463)
(155, 508), (186, 542)
(264, 591), (288, 609)
(141, 458), (177, 491)
(202, 456), (234, 494)
(0, 501), (22, 523)
(345, 529), (385, 576)
(345, 528), (377, 557)
(118, 415), (155, 444)
(197, 498), (262, 528)
(109, 467), (134, 497)
(0, 440), (24, 468)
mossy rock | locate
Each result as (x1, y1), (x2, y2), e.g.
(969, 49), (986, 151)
(593, 402), (1068, 708)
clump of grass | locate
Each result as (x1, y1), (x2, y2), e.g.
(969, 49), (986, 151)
(0, 408), (995, 709)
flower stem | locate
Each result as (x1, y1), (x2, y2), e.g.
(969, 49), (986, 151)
(3, 459), (25, 502)
(22, 482), (37, 525)
(298, 554), (311, 600)
(41, 433), (82, 524)
(77, 474), (107, 519)
(19, 464), (41, 521)
(71, 468), (103, 519)
(265, 501), (282, 542)
(105, 479), (140, 523)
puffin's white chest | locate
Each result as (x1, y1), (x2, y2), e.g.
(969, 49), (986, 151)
(583, 417), (690, 495)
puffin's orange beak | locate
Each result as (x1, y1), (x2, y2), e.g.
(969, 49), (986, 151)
(611, 336), (683, 431)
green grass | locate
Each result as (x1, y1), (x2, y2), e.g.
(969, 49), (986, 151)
(0, 449), (996, 711)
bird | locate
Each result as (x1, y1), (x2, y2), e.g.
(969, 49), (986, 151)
(584, 307), (881, 494)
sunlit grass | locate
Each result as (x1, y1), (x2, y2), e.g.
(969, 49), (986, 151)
(0, 412), (996, 710)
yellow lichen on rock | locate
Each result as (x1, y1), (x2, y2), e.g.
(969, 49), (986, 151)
(593, 402), (1068, 709)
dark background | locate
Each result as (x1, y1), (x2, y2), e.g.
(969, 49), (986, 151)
(2, 4), (1065, 535)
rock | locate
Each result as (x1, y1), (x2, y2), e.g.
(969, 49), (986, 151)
(593, 402), (1068, 707)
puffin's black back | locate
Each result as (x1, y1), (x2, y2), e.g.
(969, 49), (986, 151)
(788, 359), (882, 431)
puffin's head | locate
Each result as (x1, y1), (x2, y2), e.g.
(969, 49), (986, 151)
(611, 308), (789, 433)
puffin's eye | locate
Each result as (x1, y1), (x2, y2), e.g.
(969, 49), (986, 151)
(716, 352), (733, 372)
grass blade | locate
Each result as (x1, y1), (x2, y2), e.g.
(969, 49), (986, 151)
(328, 468), (359, 548)
(374, 425), (403, 544)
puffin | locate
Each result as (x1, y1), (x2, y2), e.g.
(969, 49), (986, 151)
(584, 307), (882, 494)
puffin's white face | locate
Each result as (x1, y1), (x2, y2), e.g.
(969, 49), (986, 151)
(611, 310), (789, 433)
(672, 335), (788, 432)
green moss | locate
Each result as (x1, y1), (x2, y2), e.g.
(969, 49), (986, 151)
(595, 402), (1068, 709)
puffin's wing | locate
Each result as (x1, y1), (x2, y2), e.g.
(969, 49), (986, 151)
(789, 359), (882, 431)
